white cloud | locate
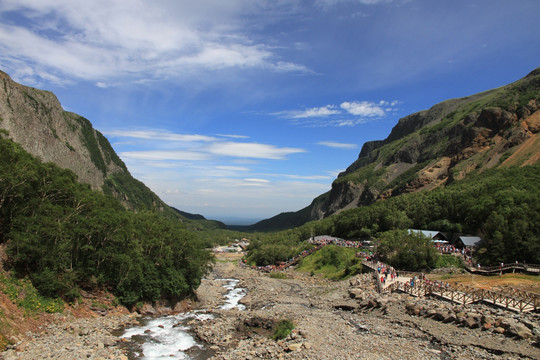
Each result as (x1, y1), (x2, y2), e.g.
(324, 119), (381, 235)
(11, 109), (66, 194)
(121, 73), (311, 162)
(317, 141), (358, 149)
(316, 0), (399, 8)
(216, 134), (250, 139)
(215, 165), (250, 172)
(292, 105), (341, 118)
(275, 99), (398, 127)
(0, 0), (309, 85)
(110, 128), (306, 168)
(340, 101), (385, 117)
(105, 129), (217, 143)
(206, 141), (305, 160)
(120, 150), (210, 161)
(281, 174), (333, 180)
(244, 178), (270, 184)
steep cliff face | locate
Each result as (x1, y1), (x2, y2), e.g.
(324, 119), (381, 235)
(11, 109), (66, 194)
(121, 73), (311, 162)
(251, 68), (540, 231)
(0, 71), (170, 214)
(0, 71), (117, 189)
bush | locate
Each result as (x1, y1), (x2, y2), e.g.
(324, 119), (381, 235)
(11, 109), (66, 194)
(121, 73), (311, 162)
(297, 245), (363, 280)
(0, 274), (64, 314)
(435, 254), (464, 269)
(272, 319), (295, 340)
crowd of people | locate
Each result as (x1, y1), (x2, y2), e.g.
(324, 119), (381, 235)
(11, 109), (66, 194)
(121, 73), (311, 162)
(307, 236), (363, 248)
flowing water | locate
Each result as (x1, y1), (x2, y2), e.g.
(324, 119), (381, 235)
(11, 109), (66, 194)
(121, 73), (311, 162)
(120, 278), (245, 359)
(219, 278), (246, 311)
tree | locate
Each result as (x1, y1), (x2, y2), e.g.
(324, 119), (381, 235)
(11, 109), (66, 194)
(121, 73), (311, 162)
(377, 230), (438, 271)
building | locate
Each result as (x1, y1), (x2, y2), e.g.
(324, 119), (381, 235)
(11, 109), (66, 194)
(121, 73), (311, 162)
(453, 236), (482, 249)
(408, 229), (448, 242)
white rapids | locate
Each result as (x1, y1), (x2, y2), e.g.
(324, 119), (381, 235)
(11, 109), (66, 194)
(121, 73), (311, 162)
(219, 278), (246, 311)
(121, 278), (246, 359)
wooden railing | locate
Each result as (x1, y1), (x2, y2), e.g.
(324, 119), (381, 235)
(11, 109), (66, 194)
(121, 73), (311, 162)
(386, 279), (540, 313)
(466, 262), (540, 275)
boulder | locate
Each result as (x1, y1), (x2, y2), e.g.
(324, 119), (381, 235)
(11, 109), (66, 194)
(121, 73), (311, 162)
(433, 311), (446, 321)
(349, 289), (363, 299)
(506, 323), (533, 340)
(463, 317), (480, 329)
(443, 313), (457, 324)
(287, 343), (303, 352)
(481, 315), (494, 327)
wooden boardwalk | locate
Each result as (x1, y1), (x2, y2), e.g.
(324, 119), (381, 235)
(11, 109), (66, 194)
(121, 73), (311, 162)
(466, 262), (540, 275)
(362, 259), (540, 313)
(280, 244), (540, 313)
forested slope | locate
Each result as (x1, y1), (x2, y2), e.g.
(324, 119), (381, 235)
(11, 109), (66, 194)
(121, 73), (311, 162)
(251, 68), (540, 231)
(0, 132), (213, 306)
(246, 165), (540, 267)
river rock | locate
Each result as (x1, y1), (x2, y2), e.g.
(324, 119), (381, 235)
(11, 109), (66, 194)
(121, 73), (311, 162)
(287, 343), (303, 352)
(506, 323), (533, 339)
(349, 288), (363, 299)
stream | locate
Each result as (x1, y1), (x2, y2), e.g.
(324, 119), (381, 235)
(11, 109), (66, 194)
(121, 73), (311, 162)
(120, 278), (246, 359)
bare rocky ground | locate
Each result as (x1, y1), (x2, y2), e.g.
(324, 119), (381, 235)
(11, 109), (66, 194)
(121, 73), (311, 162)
(1, 253), (539, 359)
(0, 310), (137, 360)
(193, 254), (540, 360)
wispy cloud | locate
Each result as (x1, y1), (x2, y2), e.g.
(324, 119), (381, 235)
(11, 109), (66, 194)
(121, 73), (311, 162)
(215, 165), (250, 172)
(119, 150), (211, 161)
(105, 130), (217, 143)
(280, 174), (333, 180)
(216, 134), (250, 139)
(206, 141), (305, 160)
(316, 0), (401, 8)
(293, 105), (341, 118)
(109, 128), (306, 161)
(0, 0), (310, 85)
(317, 141), (358, 149)
(244, 178), (271, 184)
(340, 101), (384, 117)
(275, 99), (398, 127)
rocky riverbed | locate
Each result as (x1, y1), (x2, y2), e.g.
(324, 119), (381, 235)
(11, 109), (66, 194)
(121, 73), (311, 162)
(192, 256), (539, 359)
(2, 253), (539, 359)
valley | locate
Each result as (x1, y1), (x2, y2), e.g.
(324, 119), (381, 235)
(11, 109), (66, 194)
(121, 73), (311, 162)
(4, 252), (539, 359)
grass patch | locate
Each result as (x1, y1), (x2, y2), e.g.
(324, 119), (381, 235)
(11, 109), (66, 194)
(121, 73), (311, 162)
(0, 273), (64, 315)
(268, 272), (287, 279)
(272, 319), (294, 340)
(435, 254), (464, 269)
(215, 258), (236, 263)
(297, 245), (362, 280)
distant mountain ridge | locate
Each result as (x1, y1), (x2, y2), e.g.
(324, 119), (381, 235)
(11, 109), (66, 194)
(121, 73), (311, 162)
(251, 68), (540, 231)
(0, 70), (223, 228)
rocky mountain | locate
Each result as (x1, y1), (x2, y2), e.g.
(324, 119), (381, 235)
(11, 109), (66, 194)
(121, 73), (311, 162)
(251, 68), (540, 231)
(0, 70), (224, 228)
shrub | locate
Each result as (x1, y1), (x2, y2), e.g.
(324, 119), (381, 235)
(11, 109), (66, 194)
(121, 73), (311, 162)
(297, 245), (363, 280)
(435, 254), (464, 269)
(272, 319), (295, 340)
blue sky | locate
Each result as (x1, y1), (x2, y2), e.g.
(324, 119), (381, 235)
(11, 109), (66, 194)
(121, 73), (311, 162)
(1, 0), (539, 224)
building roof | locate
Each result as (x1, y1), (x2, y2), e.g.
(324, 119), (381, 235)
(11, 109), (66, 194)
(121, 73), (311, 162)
(458, 236), (482, 247)
(408, 229), (447, 240)
(312, 235), (340, 241)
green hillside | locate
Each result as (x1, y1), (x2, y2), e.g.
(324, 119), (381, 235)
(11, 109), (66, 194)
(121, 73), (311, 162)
(251, 68), (540, 232)
(0, 132), (213, 306)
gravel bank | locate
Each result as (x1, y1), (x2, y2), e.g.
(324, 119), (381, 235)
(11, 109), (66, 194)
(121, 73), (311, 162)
(1, 311), (137, 360)
(193, 255), (540, 360)
(1, 254), (538, 359)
